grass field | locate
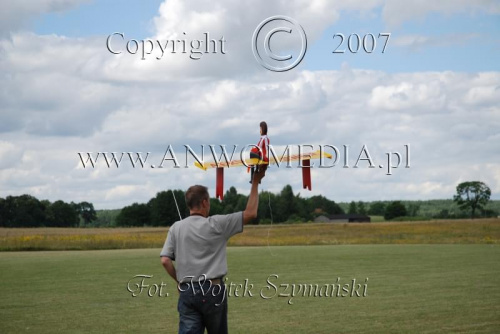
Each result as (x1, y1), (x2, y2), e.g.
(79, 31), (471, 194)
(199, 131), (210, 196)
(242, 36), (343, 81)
(1, 218), (499, 251)
(1, 245), (499, 333)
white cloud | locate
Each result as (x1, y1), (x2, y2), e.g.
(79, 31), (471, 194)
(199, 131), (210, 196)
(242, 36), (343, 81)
(0, 141), (23, 169)
(0, 34), (121, 136)
(1, 50), (499, 207)
(464, 85), (500, 106)
(369, 81), (446, 112)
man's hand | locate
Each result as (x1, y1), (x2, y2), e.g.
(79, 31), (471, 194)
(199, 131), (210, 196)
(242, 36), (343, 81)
(252, 165), (267, 184)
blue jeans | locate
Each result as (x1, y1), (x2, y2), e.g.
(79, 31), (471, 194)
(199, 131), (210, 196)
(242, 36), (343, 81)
(178, 281), (228, 334)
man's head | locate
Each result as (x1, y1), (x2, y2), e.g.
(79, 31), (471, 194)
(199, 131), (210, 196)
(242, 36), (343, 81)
(185, 185), (210, 217)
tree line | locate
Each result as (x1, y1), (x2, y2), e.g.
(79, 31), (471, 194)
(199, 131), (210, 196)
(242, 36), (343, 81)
(115, 181), (496, 226)
(1, 181), (495, 227)
(0, 195), (97, 227)
(340, 181), (496, 220)
(115, 185), (345, 226)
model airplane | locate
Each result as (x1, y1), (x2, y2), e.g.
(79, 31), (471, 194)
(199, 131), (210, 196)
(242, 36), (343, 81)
(194, 150), (332, 200)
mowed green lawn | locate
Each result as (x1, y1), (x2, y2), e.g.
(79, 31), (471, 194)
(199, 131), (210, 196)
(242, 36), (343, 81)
(1, 245), (499, 333)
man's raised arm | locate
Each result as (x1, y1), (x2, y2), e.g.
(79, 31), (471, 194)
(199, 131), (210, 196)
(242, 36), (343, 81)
(243, 166), (267, 225)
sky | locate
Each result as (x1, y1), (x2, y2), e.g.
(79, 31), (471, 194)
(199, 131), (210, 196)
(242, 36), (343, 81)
(0, 0), (499, 209)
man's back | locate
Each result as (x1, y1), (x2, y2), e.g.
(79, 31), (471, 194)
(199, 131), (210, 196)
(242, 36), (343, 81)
(161, 212), (243, 283)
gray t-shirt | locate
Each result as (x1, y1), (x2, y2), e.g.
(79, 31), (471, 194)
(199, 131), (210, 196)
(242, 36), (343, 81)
(160, 212), (243, 283)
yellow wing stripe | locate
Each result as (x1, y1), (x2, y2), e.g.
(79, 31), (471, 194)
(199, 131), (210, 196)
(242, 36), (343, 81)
(194, 150), (333, 171)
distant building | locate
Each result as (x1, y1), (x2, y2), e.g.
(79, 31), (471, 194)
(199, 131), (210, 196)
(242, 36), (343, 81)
(314, 214), (371, 223)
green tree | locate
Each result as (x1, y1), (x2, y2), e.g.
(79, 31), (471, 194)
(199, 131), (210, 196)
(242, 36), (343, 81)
(148, 190), (187, 226)
(325, 200), (344, 215)
(235, 196), (247, 212)
(308, 195), (326, 216)
(209, 198), (224, 215)
(222, 187), (239, 214)
(384, 201), (407, 221)
(348, 201), (357, 214)
(276, 185), (295, 222)
(0, 198), (6, 227)
(435, 209), (450, 219)
(75, 201), (97, 225)
(47, 200), (79, 227)
(286, 213), (304, 223)
(6, 195), (46, 227)
(94, 209), (121, 227)
(368, 201), (386, 215)
(406, 202), (421, 217)
(453, 181), (491, 219)
(307, 195), (343, 217)
(116, 203), (150, 226)
(293, 193), (311, 222)
(257, 191), (276, 224)
(357, 201), (366, 215)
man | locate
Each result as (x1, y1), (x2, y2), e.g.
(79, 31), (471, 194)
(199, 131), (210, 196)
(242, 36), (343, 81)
(160, 166), (267, 334)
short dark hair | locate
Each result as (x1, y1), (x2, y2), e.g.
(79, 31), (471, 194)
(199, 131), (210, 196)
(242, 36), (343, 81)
(185, 185), (209, 210)
(260, 121), (268, 135)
